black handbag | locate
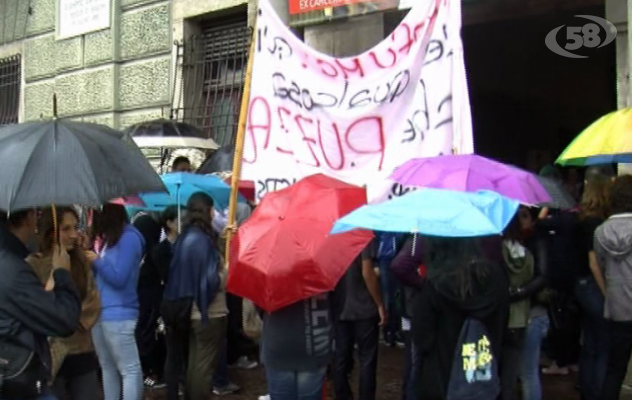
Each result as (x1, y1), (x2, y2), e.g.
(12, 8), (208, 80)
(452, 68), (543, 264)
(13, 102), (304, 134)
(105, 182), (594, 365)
(0, 337), (45, 398)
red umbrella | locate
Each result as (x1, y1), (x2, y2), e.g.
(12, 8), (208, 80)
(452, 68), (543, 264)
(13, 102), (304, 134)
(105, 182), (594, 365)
(227, 174), (373, 312)
(223, 177), (255, 202)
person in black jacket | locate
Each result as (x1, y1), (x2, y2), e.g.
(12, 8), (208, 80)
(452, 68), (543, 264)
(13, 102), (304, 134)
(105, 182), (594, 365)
(0, 209), (81, 400)
(412, 236), (509, 400)
(131, 211), (165, 389)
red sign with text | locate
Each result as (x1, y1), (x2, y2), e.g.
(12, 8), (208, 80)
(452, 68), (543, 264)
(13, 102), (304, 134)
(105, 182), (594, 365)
(289, 0), (373, 14)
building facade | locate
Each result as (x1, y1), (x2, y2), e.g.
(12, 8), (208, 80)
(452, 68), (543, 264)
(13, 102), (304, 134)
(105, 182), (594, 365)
(0, 0), (625, 157)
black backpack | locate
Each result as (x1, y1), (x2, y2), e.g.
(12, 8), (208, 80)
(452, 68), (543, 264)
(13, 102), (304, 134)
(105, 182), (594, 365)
(446, 318), (500, 400)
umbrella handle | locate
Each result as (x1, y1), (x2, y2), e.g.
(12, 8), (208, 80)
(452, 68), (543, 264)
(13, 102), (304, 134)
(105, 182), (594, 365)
(177, 184), (182, 234)
(51, 204), (58, 246)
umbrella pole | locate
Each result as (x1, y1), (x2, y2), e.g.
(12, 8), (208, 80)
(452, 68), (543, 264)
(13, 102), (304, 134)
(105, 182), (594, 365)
(224, 28), (256, 264)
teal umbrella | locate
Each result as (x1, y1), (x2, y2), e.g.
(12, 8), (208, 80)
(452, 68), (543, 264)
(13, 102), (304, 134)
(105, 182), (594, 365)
(331, 188), (519, 238)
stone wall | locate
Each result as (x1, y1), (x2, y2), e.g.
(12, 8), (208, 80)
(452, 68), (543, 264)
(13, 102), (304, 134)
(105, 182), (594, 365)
(10, 0), (172, 128)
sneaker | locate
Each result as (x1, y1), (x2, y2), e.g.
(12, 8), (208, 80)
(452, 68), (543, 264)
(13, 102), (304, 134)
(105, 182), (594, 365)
(213, 382), (240, 395)
(234, 356), (258, 370)
(542, 362), (569, 376)
(258, 395), (271, 400)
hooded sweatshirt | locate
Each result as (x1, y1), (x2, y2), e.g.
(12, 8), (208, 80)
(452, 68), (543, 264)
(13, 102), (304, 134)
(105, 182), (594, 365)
(502, 240), (534, 329)
(594, 214), (632, 322)
(93, 225), (145, 321)
(412, 262), (509, 400)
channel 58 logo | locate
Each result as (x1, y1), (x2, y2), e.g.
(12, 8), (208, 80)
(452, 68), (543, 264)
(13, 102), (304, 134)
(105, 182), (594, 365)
(545, 15), (617, 58)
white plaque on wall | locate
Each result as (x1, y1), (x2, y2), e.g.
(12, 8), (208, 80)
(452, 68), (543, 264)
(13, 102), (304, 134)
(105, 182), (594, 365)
(57, 0), (111, 40)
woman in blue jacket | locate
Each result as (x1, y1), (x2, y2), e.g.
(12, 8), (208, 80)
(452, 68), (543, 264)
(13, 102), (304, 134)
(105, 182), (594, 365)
(86, 204), (145, 400)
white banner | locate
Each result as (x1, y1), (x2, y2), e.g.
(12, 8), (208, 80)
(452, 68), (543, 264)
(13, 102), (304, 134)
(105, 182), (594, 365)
(242, 0), (473, 202)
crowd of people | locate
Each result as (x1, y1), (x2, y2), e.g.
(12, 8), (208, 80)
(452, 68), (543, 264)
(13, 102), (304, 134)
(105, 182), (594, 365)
(2, 157), (632, 400)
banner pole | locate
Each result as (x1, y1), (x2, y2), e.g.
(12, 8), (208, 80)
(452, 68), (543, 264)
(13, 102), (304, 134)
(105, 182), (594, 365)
(225, 27), (257, 264)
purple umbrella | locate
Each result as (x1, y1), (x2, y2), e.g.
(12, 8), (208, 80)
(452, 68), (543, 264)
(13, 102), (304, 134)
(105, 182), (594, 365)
(390, 155), (551, 205)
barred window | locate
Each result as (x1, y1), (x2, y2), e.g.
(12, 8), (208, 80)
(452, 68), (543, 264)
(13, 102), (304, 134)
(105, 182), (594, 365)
(0, 54), (21, 126)
(174, 14), (250, 148)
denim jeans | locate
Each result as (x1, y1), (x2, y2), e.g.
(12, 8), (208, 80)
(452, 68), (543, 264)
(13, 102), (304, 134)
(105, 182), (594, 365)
(378, 259), (400, 342)
(576, 278), (610, 400)
(266, 367), (327, 400)
(520, 315), (550, 400)
(401, 331), (420, 400)
(92, 320), (144, 400)
(0, 393), (56, 400)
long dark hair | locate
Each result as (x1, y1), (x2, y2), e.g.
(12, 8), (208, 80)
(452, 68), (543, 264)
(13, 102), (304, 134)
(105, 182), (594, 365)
(423, 236), (492, 299)
(92, 204), (129, 248)
(39, 207), (89, 300)
(185, 192), (218, 245)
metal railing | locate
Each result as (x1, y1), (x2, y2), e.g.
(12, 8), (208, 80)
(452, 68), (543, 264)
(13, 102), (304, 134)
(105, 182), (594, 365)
(172, 18), (251, 148)
(0, 54), (21, 126)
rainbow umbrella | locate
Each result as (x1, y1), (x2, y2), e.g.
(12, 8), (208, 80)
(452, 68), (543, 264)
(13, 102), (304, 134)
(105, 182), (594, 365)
(557, 108), (632, 166)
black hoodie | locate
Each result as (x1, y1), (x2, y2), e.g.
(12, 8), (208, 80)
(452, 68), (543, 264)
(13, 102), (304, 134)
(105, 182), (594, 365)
(412, 262), (509, 400)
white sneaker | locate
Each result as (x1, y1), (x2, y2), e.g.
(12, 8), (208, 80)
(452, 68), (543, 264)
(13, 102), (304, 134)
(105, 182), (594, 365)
(234, 356), (258, 370)
(258, 395), (271, 400)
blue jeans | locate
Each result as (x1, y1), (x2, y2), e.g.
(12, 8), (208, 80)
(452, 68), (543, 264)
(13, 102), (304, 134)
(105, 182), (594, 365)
(521, 315), (550, 400)
(576, 278), (610, 400)
(401, 331), (420, 400)
(378, 259), (400, 342)
(92, 320), (144, 400)
(0, 394), (56, 400)
(266, 367), (327, 400)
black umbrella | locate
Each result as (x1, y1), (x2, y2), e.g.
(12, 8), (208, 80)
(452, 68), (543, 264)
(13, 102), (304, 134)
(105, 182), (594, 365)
(0, 120), (167, 211)
(536, 176), (577, 210)
(123, 118), (219, 150)
(197, 145), (235, 174)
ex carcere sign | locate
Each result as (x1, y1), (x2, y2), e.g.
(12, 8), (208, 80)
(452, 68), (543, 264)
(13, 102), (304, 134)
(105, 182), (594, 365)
(242, 0), (473, 203)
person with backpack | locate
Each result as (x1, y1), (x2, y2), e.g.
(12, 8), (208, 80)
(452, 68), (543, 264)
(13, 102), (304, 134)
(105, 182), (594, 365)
(412, 236), (509, 400)
(0, 209), (81, 400)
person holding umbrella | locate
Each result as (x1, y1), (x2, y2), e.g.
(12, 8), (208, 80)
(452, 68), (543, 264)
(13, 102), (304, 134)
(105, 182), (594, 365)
(0, 209), (81, 400)
(28, 206), (101, 400)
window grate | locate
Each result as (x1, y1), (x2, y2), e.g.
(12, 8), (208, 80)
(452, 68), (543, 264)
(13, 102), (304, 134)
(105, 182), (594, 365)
(172, 15), (251, 148)
(0, 54), (21, 127)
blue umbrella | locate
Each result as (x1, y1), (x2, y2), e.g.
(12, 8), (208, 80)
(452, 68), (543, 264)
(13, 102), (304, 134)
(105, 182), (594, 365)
(331, 189), (520, 238)
(139, 172), (244, 211)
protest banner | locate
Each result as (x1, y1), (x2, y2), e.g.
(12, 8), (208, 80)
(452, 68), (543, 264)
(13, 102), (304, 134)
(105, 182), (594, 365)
(242, 0), (473, 203)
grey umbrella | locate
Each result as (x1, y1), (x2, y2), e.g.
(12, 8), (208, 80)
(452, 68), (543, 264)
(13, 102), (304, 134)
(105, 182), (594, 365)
(535, 175), (577, 209)
(0, 120), (167, 211)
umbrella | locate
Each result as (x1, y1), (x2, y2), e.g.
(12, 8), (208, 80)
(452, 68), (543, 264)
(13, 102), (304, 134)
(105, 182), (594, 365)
(227, 174), (374, 312)
(557, 108), (632, 166)
(331, 188), (520, 238)
(223, 176), (255, 202)
(123, 118), (219, 150)
(139, 172), (244, 211)
(0, 120), (166, 211)
(198, 145), (234, 173)
(110, 195), (146, 207)
(534, 176), (576, 209)
(390, 154), (551, 205)
(197, 146), (257, 202)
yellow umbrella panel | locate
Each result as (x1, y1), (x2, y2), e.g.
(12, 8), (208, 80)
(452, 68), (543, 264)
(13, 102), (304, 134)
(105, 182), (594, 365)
(557, 108), (632, 166)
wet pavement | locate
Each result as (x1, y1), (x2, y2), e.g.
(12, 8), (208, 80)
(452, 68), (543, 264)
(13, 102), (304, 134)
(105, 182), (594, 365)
(142, 344), (632, 400)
